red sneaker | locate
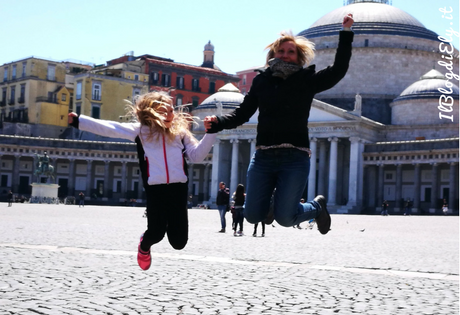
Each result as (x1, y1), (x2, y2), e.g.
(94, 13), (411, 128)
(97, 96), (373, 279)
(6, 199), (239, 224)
(137, 235), (151, 270)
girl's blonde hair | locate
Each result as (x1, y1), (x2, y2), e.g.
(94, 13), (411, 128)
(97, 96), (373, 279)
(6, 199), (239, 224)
(265, 30), (315, 67)
(128, 91), (194, 142)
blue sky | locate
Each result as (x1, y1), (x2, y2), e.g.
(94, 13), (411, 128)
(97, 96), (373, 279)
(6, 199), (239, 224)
(0, 0), (458, 74)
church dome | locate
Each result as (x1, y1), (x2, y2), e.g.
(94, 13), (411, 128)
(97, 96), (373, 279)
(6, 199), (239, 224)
(198, 83), (244, 110)
(204, 40), (214, 52)
(394, 69), (459, 102)
(298, 1), (438, 40)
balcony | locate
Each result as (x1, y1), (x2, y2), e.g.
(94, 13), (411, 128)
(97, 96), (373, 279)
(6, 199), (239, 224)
(0, 100), (5, 107)
(36, 96), (57, 104)
(17, 96), (25, 104)
(8, 99), (15, 106)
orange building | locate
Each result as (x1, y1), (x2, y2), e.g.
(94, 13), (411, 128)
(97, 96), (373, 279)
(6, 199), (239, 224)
(139, 41), (240, 108)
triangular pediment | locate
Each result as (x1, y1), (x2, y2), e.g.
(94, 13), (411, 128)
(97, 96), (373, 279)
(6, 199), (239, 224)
(309, 99), (360, 122)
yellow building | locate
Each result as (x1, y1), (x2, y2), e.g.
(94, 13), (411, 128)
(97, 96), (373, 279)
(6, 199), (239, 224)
(0, 57), (89, 137)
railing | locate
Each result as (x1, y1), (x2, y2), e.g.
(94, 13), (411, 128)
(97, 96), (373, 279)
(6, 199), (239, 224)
(8, 99), (14, 105)
(0, 100), (5, 107)
(17, 96), (25, 104)
(92, 94), (101, 101)
(36, 96), (57, 104)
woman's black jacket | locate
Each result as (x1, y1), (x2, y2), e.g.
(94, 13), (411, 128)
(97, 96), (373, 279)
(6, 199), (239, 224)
(207, 30), (354, 149)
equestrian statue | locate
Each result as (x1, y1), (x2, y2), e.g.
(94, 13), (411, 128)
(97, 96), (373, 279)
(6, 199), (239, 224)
(34, 152), (55, 182)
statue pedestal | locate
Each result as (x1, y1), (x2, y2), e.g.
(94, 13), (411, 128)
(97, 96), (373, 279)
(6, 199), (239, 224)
(30, 183), (60, 204)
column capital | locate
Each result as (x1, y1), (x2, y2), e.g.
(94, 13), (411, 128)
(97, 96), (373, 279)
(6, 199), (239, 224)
(328, 137), (339, 143)
(309, 137), (318, 143)
(104, 160), (111, 164)
(215, 138), (221, 144)
(430, 162), (438, 166)
(349, 136), (360, 143)
(450, 162), (457, 166)
(230, 138), (239, 144)
(248, 138), (256, 144)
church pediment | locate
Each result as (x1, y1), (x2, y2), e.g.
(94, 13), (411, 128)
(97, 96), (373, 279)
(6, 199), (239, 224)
(309, 99), (360, 122)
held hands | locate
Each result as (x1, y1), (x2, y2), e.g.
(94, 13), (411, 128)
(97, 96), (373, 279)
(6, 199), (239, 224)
(342, 14), (354, 28)
(68, 112), (77, 124)
(203, 115), (217, 131)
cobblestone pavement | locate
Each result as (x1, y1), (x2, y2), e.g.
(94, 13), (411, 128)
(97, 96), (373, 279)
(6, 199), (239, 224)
(0, 203), (458, 315)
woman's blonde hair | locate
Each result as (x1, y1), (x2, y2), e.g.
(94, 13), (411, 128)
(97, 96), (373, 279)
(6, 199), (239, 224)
(127, 91), (194, 142)
(265, 30), (315, 67)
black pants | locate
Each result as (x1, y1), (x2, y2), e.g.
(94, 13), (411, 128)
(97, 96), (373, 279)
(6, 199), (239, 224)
(141, 183), (188, 251)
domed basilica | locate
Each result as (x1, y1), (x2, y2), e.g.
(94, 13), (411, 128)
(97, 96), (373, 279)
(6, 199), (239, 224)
(191, 0), (459, 215)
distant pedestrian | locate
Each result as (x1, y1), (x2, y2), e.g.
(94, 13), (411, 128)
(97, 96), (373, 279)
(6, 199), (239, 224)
(381, 200), (389, 216)
(232, 184), (246, 236)
(253, 222), (265, 237)
(442, 199), (448, 215)
(79, 192), (85, 207)
(7, 190), (13, 207)
(404, 199), (412, 216)
(216, 182), (230, 233)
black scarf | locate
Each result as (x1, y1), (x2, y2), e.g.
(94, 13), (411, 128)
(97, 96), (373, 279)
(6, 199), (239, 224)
(268, 58), (302, 80)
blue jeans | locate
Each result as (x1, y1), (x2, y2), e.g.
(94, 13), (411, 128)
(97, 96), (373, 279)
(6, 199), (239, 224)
(217, 205), (227, 229)
(244, 149), (321, 227)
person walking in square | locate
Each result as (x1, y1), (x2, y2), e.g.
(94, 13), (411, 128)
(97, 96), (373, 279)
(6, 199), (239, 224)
(69, 91), (216, 270)
(78, 192), (85, 207)
(7, 190), (13, 207)
(204, 14), (354, 234)
(216, 182), (230, 233)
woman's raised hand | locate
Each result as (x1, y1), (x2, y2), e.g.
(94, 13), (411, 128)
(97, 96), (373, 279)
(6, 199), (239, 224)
(203, 115), (217, 131)
(343, 14), (354, 28)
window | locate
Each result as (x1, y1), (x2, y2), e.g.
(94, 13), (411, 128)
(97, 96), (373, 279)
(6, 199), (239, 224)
(209, 81), (215, 94)
(76, 81), (82, 100)
(22, 62), (26, 78)
(91, 104), (100, 119)
(242, 75), (246, 85)
(2, 88), (6, 102)
(192, 96), (199, 107)
(3, 67), (7, 82)
(19, 84), (25, 103)
(150, 72), (159, 85)
(192, 79), (200, 92)
(134, 74), (139, 81)
(132, 88), (141, 101)
(161, 73), (170, 87)
(92, 82), (101, 101)
(176, 76), (184, 89)
(176, 94), (183, 106)
(76, 102), (81, 115)
(12, 65), (16, 80)
(364, 39), (369, 47)
(9, 86), (15, 105)
(61, 93), (66, 102)
(47, 64), (56, 81)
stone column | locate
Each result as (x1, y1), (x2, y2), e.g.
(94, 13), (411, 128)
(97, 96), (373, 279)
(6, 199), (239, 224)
(429, 163), (438, 213)
(12, 154), (20, 192)
(210, 139), (221, 205)
(317, 140), (327, 195)
(230, 138), (239, 195)
(203, 164), (210, 201)
(121, 161), (127, 200)
(249, 139), (256, 160)
(327, 137), (339, 205)
(413, 163), (421, 213)
(377, 164), (384, 211)
(85, 160), (93, 198)
(448, 163), (457, 213)
(394, 164), (402, 212)
(347, 137), (360, 206)
(68, 158), (75, 197)
(104, 160), (110, 198)
(308, 138), (317, 200)
(0, 154), (3, 180)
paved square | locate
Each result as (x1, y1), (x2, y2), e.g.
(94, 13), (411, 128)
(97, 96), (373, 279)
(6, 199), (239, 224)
(0, 203), (458, 314)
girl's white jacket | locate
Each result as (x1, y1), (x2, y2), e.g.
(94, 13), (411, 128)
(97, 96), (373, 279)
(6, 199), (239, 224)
(78, 115), (216, 186)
